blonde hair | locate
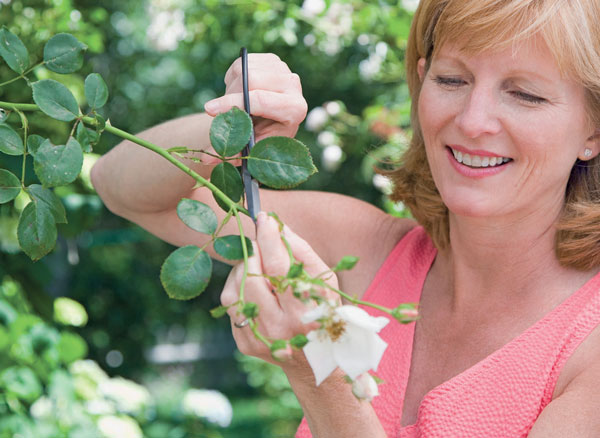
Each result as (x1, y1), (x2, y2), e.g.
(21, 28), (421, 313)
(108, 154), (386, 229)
(390, 0), (600, 270)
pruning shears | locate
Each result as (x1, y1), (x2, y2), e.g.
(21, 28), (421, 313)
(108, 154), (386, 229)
(240, 47), (261, 223)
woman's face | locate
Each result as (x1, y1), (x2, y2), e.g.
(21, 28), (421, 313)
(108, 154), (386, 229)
(418, 37), (597, 222)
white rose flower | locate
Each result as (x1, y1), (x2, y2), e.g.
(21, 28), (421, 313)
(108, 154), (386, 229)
(302, 304), (389, 385)
(99, 377), (151, 415)
(351, 373), (379, 401)
(301, 0), (326, 17)
(305, 107), (328, 131)
(321, 145), (343, 171)
(97, 415), (143, 438)
(182, 389), (233, 427)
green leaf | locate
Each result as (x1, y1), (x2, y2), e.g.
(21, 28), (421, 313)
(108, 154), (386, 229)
(0, 169), (21, 203)
(75, 122), (93, 153)
(32, 79), (80, 122)
(176, 198), (217, 234)
(0, 367), (42, 403)
(0, 123), (24, 156)
(17, 202), (57, 260)
(287, 262), (304, 278)
(213, 235), (254, 260)
(332, 255), (359, 271)
(160, 245), (212, 300)
(210, 162), (243, 211)
(57, 332), (88, 364)
(209, 107), (252, 157)
(43, 33), (87, 74)
(0, 27), (29, 74)
(33, 137), (84, 187)
(84, 73), (108, 109)
(248, 137), (317, 189)
(289, 334), (309, 349)
(210, 305), (229, 318)
(26, 184), (67, 223)
(242, 302), (259, 318)
(26, 134), (45, 156)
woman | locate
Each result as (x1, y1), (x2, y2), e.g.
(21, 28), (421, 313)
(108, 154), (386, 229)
(91, 0), (600, 436)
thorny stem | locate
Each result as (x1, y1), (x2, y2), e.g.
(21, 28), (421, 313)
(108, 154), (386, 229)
(249, 320), (272, 348)
(15, 109), (28, 185)
(0, 62), (43, 88)
(0, 102), (250, 217)
(319, 280), (394, 315)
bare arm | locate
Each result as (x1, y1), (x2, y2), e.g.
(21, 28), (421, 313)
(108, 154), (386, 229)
(91, 53), (414, 294)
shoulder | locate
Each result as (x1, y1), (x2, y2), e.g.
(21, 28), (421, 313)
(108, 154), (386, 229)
(529, 323), (600, 436)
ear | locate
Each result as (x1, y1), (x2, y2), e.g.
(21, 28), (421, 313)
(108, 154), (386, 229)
(417, 58), (426, 81)
(580, 129), (600, 160)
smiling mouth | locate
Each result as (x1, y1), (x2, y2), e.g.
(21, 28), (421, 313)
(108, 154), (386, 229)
(447, 146), (512, 168)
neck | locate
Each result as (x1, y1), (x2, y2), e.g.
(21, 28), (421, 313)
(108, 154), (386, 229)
(434, 207), (589, 314)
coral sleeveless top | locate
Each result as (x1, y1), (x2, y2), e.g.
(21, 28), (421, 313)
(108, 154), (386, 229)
(296, 226), (600, 437)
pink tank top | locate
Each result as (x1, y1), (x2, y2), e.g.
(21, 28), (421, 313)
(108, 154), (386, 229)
(296, 226), (600, 437)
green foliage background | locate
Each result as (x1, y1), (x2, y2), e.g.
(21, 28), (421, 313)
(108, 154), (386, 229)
(0, 0), (415, 436)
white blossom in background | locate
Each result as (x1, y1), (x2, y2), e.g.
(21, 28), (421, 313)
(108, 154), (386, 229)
(322, 145), (343, 172)
(352, 373), (379, 401)
(182, 389), (233, 427)
(70, 359), (109, 400)
(147, 0), (187, 52)
(305, 106), (329, 131)
(302, 303), (389, 386)
(30, 396), (52, 419)
(85, 399), (116, 416)
(305, 1), (354, 56)
(402, 0), (421, 12)
(317, 131), (336, 147)
(301, 0), (326, 18)
(97, 415), (143, 438)
(324, 101), (342, 116)
(99, 377), (151, 416)
(372, 174), (393, 195)
(360, 41), (389, 81)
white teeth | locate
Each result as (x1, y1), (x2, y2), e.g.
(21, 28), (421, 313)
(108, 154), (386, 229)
(450, 147), (510, 168)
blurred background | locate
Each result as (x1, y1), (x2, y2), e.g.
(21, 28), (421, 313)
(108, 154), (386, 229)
(0, 0), (416, 436)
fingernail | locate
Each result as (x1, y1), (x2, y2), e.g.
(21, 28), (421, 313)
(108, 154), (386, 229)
(204, 100), (218, 113)
(256, 211), (267, 226)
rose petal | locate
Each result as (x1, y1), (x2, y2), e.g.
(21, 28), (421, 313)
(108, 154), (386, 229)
(301, 303), (330, 324)
(303, 331), (338, 385)
(331, 326), (380, 379)
(335, 306), (389, 332)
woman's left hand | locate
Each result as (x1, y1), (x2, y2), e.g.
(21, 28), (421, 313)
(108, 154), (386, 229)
(220, 211), (339, 374)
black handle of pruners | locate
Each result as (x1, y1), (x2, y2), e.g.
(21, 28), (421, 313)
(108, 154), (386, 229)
(240, 47), (261, 222)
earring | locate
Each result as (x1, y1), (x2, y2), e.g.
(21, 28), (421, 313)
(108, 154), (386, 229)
(584, 148), (593, 158)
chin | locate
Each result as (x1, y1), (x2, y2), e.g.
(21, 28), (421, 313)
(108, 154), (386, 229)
(439, 191), (499, 219)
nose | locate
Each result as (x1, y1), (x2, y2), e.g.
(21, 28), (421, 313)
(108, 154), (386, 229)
(454, 85), (502, 138)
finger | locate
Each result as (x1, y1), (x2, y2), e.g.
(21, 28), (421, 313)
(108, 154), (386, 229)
(283, 225), (331, 279)
(242, 241), (282, 321)
(225, 71), (302, 95)
(204, 90), (307, 125)
(256, 212), (292, 279)
(221, 263), (243, 309)
(224, 53), (291, 85)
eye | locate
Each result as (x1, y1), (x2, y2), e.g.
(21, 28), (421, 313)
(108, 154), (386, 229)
(509, 90), (547, 104)
(433, 76), (466, 88)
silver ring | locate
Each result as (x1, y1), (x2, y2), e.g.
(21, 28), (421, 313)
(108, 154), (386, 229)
(234, 319), (250, 328)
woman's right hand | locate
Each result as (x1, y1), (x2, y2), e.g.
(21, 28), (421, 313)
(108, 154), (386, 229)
(203, 53), (308, 141)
